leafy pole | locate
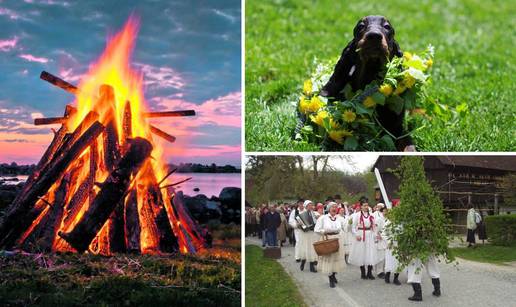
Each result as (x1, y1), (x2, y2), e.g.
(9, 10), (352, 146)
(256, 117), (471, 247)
(388, 156), (454, 269)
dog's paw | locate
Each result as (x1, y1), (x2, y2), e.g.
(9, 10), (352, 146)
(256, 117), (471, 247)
(403, 145), (417, 152)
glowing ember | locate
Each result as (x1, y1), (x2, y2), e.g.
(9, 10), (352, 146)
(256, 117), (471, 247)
(0, 16), (205, 256)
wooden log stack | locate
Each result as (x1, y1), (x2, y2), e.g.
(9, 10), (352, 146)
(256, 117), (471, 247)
(0, 71), (206, 255)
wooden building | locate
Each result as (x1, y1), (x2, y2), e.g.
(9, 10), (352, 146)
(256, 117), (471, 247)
(372, 156), (516, 229)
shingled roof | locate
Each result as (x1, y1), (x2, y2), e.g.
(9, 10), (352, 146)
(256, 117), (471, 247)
(437, 156), (516, 172)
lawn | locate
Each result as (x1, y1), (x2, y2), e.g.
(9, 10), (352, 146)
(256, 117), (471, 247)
(245, 0), (516, 152)
(245, 245), (306, 307)
(450, 245), (516, 264)
(0, 250), (241, 306)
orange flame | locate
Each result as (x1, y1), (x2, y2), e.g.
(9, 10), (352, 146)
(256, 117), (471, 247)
(20, 15), (204, 255)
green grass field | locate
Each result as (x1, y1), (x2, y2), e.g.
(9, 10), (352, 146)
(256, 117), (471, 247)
(245, 0), (516, 151)
(245, 245), (306, 307)
(451, 245), (516, 264)
(0, 251), (240, 306)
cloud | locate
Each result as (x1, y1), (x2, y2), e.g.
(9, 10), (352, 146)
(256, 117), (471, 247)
(1, 138), (34, 143)
(0, 7), (22, 20)
(212, 9), (237, 23)
(135, 63), (186, 90)
(0, 103), (50, 135)
(24, 0), (71, 7)
(152, 91), (241, 128)
(19, 53), (49, 63)
(0, 37), (18, 52)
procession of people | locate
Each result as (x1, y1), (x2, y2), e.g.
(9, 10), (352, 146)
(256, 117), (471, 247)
(245, 194), (443, 302)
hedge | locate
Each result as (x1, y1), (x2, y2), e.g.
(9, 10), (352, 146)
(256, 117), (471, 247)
(485, 214), (516, 246)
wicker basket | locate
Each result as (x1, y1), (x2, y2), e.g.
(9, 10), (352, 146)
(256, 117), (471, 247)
(313, 235), (339, 256)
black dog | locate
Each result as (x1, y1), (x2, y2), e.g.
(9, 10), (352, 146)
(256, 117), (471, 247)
(321, 15), (415, 151)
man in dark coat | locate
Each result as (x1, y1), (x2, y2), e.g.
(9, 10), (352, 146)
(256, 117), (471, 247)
(264, 205), (282, 247)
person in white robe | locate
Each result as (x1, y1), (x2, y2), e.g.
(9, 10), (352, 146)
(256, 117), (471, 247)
(407, 255), (441, 301)
(338, 207), (352, 263)
(348, 202), (380, 280)
(297, 200), (319, 272)
(373, 204), (386, 278)
(288, 199), (305, 262)
(314, 202), (346, 288)
(381, 215), (401, 285)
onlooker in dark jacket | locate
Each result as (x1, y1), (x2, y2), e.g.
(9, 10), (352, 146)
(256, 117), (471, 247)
(264, 205), (282, 247)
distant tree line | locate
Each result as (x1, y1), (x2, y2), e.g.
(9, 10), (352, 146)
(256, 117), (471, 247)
(0, 162), (239, 176)
(168, 163), (240, 173)
(0, 163), (36, 176)
(245, 156), (377, 205)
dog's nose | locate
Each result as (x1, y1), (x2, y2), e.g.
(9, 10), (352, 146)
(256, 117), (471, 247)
(365, 31), (383, 41)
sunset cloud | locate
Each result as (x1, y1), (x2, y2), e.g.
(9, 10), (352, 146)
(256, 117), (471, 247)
(19, 53), (49, 63)
(0, 37), (18, 52)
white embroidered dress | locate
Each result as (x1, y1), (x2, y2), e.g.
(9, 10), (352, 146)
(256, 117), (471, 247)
(314, 214), (347, 273)
(348, 212), (380, 266)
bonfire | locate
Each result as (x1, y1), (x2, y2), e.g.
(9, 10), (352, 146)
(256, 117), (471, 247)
(0, 16), (206, 256)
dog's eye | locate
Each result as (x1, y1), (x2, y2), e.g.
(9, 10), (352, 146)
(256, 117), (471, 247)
(357, 23), (365, 31)
(383, 24), (392, 31)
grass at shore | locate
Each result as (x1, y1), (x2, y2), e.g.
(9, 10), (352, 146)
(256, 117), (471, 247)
(245, 0), (516, 151)
(245, 245), (306, 307)
(0, 250), (240, 306)
(450, 245), (516, 264)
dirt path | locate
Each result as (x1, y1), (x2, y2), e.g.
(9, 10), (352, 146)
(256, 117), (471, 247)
(246, 238), (516, 307)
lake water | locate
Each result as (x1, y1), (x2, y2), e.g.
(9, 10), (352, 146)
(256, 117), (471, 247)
(0, 173), (240, 198)
(171, 173), (241, 198)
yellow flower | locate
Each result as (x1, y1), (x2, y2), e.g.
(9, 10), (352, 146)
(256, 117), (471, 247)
(298, 96), (310, 114)
(342, 110), (356, 123)
(394, 83), (406, 95)
(303, 79), (313, 95)
(425, 58), (433, 69)
(403, 73), (416, 88)
(299, 95), (324, 114)
(310, 110), (329, 127)
(328, 129), (353, 145)
(363, 96), (376, 108)
(379, 84), (393, 96)
(403, 52), (412, 61)
(310, 110), (339, 129)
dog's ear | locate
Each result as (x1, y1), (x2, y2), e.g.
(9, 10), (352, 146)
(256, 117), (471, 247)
(321, 39), (358, 98)
(392, 40), (403, 58)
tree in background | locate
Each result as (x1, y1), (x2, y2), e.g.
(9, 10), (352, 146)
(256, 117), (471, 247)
(388, 156), (455, 269)
(245, 156), (375, 205)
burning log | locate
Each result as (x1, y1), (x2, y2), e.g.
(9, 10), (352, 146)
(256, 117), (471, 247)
(40, 71), (78, 94)
(0, 120), (105, 247)
(124, 189), (140, 252)
(144, 110), (195, 118)
(15, 105), (75, 206)
(38, 172), (71, 251)
(149, 125), (176, 143)
(122, 100), (132, 143)
(59, 137), (153, 253)
(172, 191), (206, 252)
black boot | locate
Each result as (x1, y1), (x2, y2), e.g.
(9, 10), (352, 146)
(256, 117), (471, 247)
(367, 265), (375, 280)
(360, 266), (366, 279)
(331, 272), (338, 284)
(432, 278), (441, 296)
(296, 259), (301, 263)
(393, 273), (401, 285)
(300, 260), (306, 271)
(408, 283), (423, 301)
(378, 272), (385, 278)
(385, 272), (391, 283)
(309, 262), (317, 273)
(329, 275), (336, 288)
